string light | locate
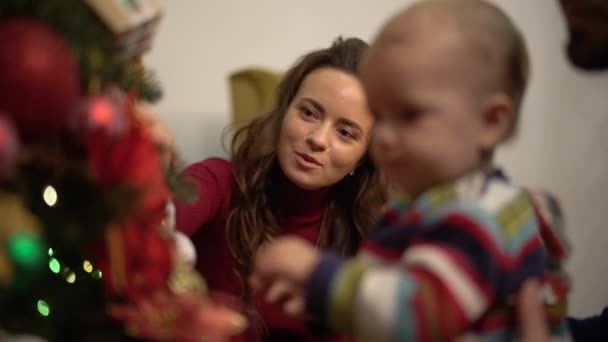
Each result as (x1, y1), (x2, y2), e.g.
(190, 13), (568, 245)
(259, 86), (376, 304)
(48, 253), (99, 283)
(42, 185), (58, 207)
(49, 258), (61, 274)
(7, 234), (45, 269)
(37, 300), (50, 317)
(65, 271), (76, 284)
(92, 269), (103, 280)
(83, 260), (93, 273)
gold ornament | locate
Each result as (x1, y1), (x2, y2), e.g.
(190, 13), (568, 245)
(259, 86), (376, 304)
(105, 223), (127, 293)
(0, 193), (42, 286)
(167, 264), (207, 296)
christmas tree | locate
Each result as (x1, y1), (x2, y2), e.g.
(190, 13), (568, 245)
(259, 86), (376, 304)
(0, 1), (246, 340)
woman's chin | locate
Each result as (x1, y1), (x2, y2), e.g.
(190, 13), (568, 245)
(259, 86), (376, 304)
(283, 168), (325, 191)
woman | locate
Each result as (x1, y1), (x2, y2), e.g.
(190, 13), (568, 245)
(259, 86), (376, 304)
(175, 37), (387, 341)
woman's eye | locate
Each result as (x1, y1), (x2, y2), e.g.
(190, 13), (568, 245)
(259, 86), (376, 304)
(338, 128), (356, 140)
(300, 107), (316, 118)
(401, 110), (423, 122)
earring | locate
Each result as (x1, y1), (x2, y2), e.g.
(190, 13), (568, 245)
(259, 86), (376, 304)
(349, 170), (355, 176)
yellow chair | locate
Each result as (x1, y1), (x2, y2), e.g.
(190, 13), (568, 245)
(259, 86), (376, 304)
(228, 68), (282, 127)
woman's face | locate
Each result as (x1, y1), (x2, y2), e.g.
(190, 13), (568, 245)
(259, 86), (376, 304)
(277, 67), (374, 190)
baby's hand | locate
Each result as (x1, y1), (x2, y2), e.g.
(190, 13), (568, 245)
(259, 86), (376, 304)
(251, 237), (320, 290)
(265, 279), (306, 317)
(250, 238), (317, 317)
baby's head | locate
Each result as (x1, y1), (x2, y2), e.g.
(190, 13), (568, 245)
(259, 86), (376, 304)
(362, 0), (529, 196)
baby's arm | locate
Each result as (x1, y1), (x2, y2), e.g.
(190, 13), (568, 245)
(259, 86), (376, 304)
(306, 201), (544, 341)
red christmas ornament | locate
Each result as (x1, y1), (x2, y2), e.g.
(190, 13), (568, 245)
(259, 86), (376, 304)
(138, 230), (173, 289)
(87, 111), (170, 225)
(0, 114), (19, 179)
(122, 223), (173, 299)
(95, 223), (173, 299)
(0, 18), (80, 139)
(72, 94), (128, 142)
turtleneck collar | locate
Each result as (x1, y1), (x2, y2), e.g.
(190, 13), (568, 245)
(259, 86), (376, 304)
(277, 171), (331, 226)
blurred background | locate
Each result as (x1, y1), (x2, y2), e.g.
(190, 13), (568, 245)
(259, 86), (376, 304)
(145, 0), (608, 318)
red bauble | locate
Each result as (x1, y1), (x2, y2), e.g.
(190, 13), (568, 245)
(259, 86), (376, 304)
(122, 224), (173, 298)
(72, 93), (128, 142)
(88, 119), (170, 225)
(0, 18), (80, 139)
(95, 223), (174, 299)
(137, 231), (174, 290)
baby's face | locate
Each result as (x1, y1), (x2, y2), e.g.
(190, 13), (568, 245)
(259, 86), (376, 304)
(361, 27), (489, 197)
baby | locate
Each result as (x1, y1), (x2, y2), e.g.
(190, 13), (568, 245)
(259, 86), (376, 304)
(253, 0), (570, 340)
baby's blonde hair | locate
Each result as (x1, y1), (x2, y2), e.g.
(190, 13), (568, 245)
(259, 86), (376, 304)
(402, 0), (530, 137)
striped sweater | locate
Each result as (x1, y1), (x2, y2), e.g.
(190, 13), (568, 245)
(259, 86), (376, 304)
(306, 169), (570, 341)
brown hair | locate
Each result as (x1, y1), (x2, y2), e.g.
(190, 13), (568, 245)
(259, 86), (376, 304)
(226, 37), (387, 300)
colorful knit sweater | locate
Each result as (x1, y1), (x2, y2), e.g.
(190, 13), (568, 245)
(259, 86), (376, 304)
(306, 169), (571, 341)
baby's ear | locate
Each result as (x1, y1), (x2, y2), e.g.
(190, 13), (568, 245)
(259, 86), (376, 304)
(478, 93), (514, 150)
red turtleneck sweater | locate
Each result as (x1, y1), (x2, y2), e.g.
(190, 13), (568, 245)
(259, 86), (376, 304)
(175, 158), (347, 342)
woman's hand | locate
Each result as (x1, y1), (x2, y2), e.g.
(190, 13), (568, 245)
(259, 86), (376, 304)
(515, 279), (550, 342)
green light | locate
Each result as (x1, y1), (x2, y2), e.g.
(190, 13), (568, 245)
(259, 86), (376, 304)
(49, 258), (61, 274)
(7, 234), (45, 270)
(48, 248), (54, 256)
(37, 300), (50, 317)
(92, 269), (102, 280)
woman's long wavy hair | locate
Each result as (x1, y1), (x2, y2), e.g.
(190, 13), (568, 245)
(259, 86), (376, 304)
(226, 37), (387, 300)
